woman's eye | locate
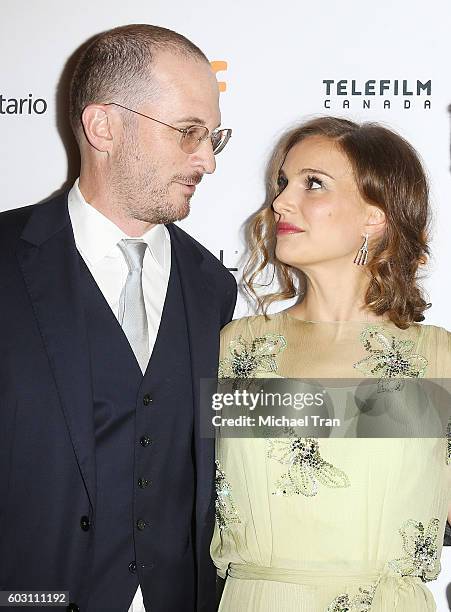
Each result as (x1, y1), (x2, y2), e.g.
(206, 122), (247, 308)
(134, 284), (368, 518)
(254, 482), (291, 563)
(306, 175), (323, 190)
(277, 175), (288, 192)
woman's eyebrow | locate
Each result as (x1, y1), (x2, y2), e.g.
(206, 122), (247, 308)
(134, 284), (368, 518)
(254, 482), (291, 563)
(297, 167), (335, 180)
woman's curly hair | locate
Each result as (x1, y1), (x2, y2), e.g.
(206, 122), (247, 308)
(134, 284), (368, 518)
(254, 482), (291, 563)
(243, 116), (431, 329)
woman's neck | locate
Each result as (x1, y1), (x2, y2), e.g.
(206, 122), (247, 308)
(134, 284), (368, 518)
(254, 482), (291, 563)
(287, 265), (387, 323)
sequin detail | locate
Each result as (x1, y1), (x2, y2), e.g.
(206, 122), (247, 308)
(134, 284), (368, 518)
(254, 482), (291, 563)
(327, 585), (376, 612)
(267, 435), (350, 497)
(218, 334), (287, 378)
(446, 419), (451, 465)
(215, 460), (241, 531)
(353, 326), (428, 390)
(388, 518), (440, 581)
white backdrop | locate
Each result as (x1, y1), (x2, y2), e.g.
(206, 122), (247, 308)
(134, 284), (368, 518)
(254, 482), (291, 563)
(1, 0), (450, 608)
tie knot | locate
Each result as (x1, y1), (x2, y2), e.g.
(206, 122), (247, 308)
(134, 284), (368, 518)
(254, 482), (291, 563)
(118, 239), (147, 272)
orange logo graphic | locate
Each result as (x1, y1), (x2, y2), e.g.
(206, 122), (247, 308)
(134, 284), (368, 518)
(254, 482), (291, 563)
(211, 61), (228, 92)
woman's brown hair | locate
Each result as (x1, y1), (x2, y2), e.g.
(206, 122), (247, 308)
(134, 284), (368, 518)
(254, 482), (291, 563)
(244, 116), (431, 329)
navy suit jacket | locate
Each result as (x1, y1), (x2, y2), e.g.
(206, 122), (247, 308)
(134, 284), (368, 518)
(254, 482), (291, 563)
(0, 192), (237, 611)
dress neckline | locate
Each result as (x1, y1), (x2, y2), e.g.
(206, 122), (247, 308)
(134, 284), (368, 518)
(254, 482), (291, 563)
(276, 310), (394, 326)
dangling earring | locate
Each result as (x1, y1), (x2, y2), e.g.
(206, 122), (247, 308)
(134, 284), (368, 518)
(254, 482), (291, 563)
(354, 233), (369, 266)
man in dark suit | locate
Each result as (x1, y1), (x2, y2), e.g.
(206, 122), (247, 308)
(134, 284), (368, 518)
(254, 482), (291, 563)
(0, 24), (236, 612)
(445, 521), (451, 546)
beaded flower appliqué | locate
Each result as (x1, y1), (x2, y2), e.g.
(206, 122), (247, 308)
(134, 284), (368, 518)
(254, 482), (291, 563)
(218, 334), (287, 378)
(266, 435), (350, 497)
(215, 460), (241, 531)
(327, 585), (376, 612)
(388, 518), (440, 581)
(353, 326), (428, 389)
(447, 419), (451, 465)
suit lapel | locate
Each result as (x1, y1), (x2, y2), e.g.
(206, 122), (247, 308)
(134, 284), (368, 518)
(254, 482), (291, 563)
(168, 225), (219, 526)
(17, 194), (96, 508)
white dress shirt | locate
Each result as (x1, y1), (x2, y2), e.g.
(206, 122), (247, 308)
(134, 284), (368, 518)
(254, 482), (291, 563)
(68, 178), (171, 358)
(68, 178), (171, 612)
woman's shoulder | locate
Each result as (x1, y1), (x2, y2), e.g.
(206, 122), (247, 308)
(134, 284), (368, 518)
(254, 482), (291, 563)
(220, 312), (287, 343)
(221, 313), (263, 333)
(219, 313), (289, 377)
(219, 312), (289, 359)
(415, 322), (451, 376)
(417, 322), (451, 346)
(384, 320), (450, 346)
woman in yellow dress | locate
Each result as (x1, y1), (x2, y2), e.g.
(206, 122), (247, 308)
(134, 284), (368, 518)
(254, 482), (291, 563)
(211, 117), (451, 611)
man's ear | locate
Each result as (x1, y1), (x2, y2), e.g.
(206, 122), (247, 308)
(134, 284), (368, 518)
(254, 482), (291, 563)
(364, 205), (386, 237)
(81, 104), (115, 153)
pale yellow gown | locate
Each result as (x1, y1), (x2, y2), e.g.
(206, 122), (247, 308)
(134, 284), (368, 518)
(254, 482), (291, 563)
(211, 312), (451, 611)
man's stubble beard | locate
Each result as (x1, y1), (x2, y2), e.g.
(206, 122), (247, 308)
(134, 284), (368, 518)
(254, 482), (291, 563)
(111, 136), (192, 225)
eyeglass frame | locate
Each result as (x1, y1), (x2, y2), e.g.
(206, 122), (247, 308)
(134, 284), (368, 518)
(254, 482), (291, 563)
(105, 102), (232, 155)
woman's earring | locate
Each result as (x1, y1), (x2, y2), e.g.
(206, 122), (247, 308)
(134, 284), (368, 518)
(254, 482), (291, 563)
(354, 233), (369, 266)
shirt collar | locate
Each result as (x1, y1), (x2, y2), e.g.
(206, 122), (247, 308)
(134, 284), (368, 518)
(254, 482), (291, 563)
(68, 178), (169, 268)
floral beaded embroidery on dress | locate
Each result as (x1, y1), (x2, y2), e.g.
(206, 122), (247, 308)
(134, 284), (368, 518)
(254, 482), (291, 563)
(353, 326), (428, 390)
(446, 419), (451, 465)
(266, 435), (350, 497)
(219, 332), (350, 497)
(388, 518), (440, 581)
(218, 334), (287, 378)
(326, 585), (376, 612)
(326, 517), (440, 610)
(215, 460), (241, 531)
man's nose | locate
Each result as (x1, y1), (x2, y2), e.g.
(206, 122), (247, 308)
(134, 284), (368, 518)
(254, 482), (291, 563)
(190, 139), (216, 174)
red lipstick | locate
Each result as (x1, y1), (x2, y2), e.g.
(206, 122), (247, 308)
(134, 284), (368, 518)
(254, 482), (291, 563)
(276, 222), (304, 235)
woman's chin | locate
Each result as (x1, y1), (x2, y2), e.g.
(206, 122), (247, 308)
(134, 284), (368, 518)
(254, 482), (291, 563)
(275, 248), (313, 270)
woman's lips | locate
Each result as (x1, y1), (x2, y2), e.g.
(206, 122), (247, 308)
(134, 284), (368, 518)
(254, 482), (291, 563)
(276, 222), (305, 235)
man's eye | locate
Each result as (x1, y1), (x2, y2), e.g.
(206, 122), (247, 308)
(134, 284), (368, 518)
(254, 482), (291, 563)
(306, 175), (323, 190)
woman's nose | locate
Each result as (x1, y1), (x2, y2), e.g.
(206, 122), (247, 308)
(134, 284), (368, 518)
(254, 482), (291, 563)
(272, 190), (297, 216)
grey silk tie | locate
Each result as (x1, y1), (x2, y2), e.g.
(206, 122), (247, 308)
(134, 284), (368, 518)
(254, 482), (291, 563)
(118, 239), (149, 373)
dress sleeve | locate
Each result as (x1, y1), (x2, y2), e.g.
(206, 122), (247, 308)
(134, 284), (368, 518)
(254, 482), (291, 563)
(441, 327), (451, 377)
(438, 329), (451, 465)
(219, 317), (248, 362)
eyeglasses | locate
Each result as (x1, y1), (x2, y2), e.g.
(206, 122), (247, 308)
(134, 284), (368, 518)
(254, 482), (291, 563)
(106, 102), (232, 155)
